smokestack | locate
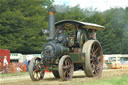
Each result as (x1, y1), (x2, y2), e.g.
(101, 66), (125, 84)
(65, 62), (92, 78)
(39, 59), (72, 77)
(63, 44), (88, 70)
(48, 6), (56, 40)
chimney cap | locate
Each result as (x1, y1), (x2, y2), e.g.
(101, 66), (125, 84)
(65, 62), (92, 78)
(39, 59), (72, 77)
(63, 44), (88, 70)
(48, 6), (56, 12)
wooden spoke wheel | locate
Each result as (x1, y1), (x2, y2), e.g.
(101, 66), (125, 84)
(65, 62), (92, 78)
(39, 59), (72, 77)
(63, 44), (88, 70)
(82, 40), (103, 77)
(52, 70), (60, 78)
(58, 55), (74, 81)
(29, 57), (45, 81)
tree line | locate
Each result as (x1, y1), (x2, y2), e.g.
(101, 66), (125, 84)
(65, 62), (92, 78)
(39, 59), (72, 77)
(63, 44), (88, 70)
(0, 0), (128, 54)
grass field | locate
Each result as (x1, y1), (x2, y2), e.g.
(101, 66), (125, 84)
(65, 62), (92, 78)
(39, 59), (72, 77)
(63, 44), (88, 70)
(1, 69), (128, 85)
(0, 72), (28, 77)
(74, 74), (128, 85)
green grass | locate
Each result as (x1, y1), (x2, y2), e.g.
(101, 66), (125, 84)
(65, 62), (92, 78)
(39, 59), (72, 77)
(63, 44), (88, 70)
(74, 75), (128, 85)
(0, 72), (28, 77)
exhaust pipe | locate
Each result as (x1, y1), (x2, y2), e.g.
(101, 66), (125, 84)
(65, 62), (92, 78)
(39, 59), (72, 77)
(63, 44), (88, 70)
(48, 6), (56, 40)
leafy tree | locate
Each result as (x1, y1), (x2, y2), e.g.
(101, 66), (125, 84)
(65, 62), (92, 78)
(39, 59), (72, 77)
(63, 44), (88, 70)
(55, 5), (86, 21)
(0, 0), (53, 53)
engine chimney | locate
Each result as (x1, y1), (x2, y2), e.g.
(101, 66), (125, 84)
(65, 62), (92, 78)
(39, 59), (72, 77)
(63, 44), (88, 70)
(48, 6), (56, 40)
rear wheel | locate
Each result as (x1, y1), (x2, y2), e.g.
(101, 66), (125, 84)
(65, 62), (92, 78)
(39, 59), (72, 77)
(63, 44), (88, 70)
(58, 55), (74, 81)
(82, 40), (103, 77)
(29, 57), (45, 81)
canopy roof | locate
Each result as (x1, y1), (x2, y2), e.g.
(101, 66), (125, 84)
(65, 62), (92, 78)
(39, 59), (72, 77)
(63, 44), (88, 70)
(55, 20), (105, 31)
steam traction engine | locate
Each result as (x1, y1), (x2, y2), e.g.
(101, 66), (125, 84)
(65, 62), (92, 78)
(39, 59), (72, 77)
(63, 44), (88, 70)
(29, 6), (105, 81)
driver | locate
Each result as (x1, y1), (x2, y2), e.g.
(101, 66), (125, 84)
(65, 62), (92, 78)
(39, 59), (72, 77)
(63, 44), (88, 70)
(89, 29), (96, 40)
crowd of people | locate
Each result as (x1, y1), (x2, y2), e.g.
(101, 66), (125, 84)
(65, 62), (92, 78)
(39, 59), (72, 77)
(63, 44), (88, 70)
(1, 56), (29, 73)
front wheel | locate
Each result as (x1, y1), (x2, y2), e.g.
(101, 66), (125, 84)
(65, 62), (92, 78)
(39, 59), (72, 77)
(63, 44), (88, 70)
(29, 57), (45, 81)
(58, 55), (74, 81)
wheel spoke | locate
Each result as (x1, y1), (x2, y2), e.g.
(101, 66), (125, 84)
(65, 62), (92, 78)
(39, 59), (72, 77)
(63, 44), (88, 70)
(97, 56), (101, 64)
(92, 48), (99, 57)
(95, 64), (100, 74)
(91, 44), (95, 53)
(63, 71), (67, 79)
(67, 71), (70, 78)
(33, 72), (36, 77)
(91, 45), (102, 75)
(34, 63), (36, 68)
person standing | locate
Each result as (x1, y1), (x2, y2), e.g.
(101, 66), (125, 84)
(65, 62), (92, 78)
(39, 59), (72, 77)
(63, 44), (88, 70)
(24, 59), (28, 72)
(3, 56), (8, 73)
(89, 29), (96, 40)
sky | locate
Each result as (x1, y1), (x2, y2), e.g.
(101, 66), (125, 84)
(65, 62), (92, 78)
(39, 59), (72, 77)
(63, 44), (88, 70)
(54, 0), (128, 11)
